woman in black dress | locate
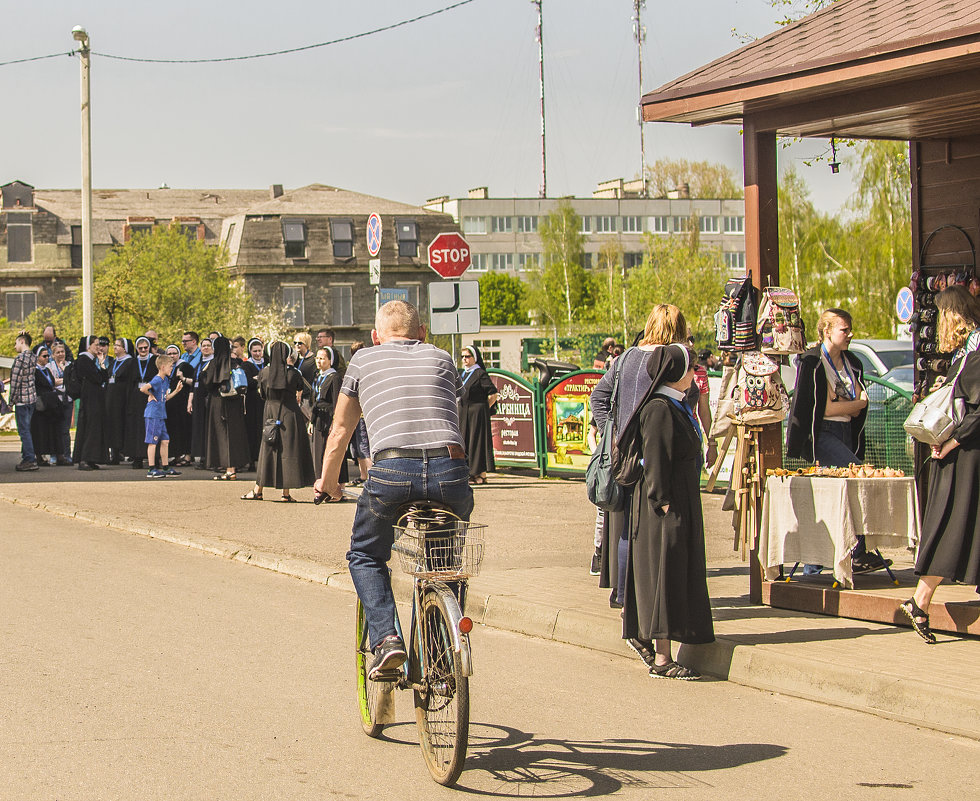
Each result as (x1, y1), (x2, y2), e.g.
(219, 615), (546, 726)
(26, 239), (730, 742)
(164, 344), (193, 465)
(203, 336), (250, 480)
(189, 336), (214, 466)
(48, 341), (74, 465)
(30, 345), (62, 465)
(310, 346), (348, 494)
(622, 344), (713, 680)
(242, 337), (266, 471)
(105, 337), (134, 464)
(73, 335), (110, 470)
(241, 341), (316, 502)
(458, 344), (498, 484)
(902, 288), (980, 643)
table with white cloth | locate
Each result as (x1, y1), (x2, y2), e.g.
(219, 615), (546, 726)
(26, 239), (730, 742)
(759, 475), (919, 588)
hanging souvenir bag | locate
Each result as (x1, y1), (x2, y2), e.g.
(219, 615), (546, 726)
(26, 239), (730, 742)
(586, 358), (626, 512)
(732, 351), (790, 425)
(904, 357), (968, 446)
(757, 286), (806, 354)
(715, 275), (757, 351)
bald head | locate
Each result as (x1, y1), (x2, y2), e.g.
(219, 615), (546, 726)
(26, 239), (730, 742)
(374, 300), (423, 342)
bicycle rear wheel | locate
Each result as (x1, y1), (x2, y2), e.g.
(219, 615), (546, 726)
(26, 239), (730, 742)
(355, 598), (392, 737)
(413, 587), (469, 786)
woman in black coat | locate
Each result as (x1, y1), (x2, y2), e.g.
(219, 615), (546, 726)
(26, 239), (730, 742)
(458, 344), (498, 484)
(310, 346), (348, 490)
(622, 344), (713, 681)
(902, 289), (980, 643)
(203, 336), (250, 480)
(104, 337), (134, 464)
(242, 337), (266, 470)
(73, 335), (110, 470)
(30, 345), (62, 465)
(241, 341), (316, 501)
(164, 344), (193, 465)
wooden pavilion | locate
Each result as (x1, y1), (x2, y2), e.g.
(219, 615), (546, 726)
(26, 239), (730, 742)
(641, 0), (980, 632)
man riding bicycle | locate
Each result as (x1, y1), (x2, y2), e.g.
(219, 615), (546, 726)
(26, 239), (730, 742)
(314, 300), (474, 679)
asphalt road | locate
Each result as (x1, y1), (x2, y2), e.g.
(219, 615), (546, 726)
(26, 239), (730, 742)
(2, 504), (977, 800)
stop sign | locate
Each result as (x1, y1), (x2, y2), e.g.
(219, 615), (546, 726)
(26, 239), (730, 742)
(427, 232), (471, 278)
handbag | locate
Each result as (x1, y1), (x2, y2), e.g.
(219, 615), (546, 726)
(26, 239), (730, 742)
(263, 401), (285, 448)
(586, 358), (626, 512)
(34, 393), (47, 412)
(904, 357), (968, 446)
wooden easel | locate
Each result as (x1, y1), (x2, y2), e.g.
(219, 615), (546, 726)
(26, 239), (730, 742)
(706, 419), (763, 560)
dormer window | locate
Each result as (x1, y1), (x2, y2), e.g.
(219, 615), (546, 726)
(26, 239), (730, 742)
(282, 218), (307, 259)
(396, 219), (419, 257)
(330, 219), (354, 258)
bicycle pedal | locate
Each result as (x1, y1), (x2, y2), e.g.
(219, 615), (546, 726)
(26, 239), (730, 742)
(368, 668), (402, 682)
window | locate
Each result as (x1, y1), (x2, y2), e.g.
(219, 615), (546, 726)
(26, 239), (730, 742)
(462, 216), (487, 235)
(5, 291), (37, 321)
(724, 252), (746, 270)
(473, 339), (502, 369)
(648, 215), (669, 234)
(517, 215), (538, 233)
(595, 215), (616, 234)
(396, 282), (420, 309)
(5, 211), (32, 262)
(491, 216), (513, 234)
(225, 222), (236, 247)
(128, 223), (154, 239)
(672, 215), (691, 233)
(180, 223), (201, 243)
(491, 253), (513, 271)
(579, 215), (592, 234)
(623, 252), (644, 270)
(331, 284), (353, 326)
(579, 253), (594, 269)
(724, 215), (745, 234)
(469, 253), (489, 272)
(395, 219), (419, 258)
(283, 218), (308, 259)
(621, 215), (642, 234)
(71, 225), (82, 270)
(699, 216), (720, 234)
(329, 219), (353, 258)
(281, 286), (305, 327)
(518, 253), (540, 271)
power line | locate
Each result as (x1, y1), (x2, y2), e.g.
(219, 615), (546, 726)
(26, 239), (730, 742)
(0, 51), (75, 68)
(91, 0), (479, 64)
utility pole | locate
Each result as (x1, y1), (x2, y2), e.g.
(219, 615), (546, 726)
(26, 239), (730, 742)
(531, 0), (547, 198)
(633, 1), (647, 196)
(73, 26), (94, 335)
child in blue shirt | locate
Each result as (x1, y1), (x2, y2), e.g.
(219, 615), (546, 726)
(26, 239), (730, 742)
(140, 353), (182, 478)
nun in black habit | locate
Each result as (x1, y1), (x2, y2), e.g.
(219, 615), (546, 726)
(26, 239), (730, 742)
(204, 336), (250, 480)
(73, 335), (110, 470)
(189, 336), (214, 464)
(622, 343), (713, 680)
(165, 344), (193, 464)
(310, 346), (348, 487)
(241, 341), (315, 501)
(242, 337), (266, 469)
(458, 343), (498, 483)
(30, 345), (62, 464)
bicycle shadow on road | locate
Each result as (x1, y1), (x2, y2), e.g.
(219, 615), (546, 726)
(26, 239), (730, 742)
(447, 723), (784, 796)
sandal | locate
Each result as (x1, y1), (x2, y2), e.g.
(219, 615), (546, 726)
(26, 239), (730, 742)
(474, 476), (487, 485)
(213, 472), (237, 481)
(649, 661), (701, 681)
(240, 490), (262, 501)
(899, 598), (937, 644)
(280, 495), (297, 503)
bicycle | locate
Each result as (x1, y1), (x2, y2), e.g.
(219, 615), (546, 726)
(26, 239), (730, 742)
(354, 501), (486, 786)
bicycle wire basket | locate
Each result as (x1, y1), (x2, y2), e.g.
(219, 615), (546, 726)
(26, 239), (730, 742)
(392, 505), (486, 579)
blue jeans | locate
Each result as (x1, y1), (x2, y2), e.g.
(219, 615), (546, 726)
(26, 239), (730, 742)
(347, 455), (474, 648)
(15, 404), (36, 463)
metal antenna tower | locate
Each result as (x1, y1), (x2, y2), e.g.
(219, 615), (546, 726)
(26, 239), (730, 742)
(633, 0), (647, 196)
(532, 0), (547, 198)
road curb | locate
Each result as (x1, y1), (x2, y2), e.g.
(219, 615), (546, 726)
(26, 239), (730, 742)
(4, 492), (978, 741)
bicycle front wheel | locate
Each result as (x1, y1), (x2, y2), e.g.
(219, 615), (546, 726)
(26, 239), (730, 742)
(413, 587), (469, 786)
(355, 598), (391, 737)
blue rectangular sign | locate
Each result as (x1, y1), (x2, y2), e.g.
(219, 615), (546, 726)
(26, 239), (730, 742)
(379, 288), (410, 305)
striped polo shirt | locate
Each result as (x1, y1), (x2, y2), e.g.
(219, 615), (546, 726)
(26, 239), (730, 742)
(341, 339), (463, 457)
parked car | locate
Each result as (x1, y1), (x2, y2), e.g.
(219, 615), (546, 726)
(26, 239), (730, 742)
(848, 339), (914, 379)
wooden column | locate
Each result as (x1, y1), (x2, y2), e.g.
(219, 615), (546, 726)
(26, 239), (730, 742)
(743, 118), (781, 604)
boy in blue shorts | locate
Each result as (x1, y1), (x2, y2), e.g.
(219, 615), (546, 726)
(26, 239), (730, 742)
(140, 353), (182, 478)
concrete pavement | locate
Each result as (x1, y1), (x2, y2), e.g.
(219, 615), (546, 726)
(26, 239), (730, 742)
(1, 439), (978, 741)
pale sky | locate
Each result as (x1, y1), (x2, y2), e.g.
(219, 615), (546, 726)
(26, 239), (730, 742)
(1, 0), (854, 212)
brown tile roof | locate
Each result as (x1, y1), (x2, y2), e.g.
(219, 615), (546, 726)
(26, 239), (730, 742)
(645, 0), (980, 105)
(241, 184), (443, 217)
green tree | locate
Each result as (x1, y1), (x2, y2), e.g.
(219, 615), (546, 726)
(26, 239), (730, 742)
(644, 158), (744, 199)
(526, 200), (589, 341)
(478, 272), (526, 325)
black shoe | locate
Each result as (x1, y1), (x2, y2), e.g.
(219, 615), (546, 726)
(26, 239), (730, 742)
(590, 548), (601, 576)
(852, 554), (893, 574)
(626, 638), (658, 668)
(369, 635), (407, 680)
(56, 456), (72, 466)
(131, 459), (144, 469)
(77, 462), (97, 471)
(15, 460), (39, 472)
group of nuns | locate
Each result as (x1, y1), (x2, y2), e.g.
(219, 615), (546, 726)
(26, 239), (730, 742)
(37, 333), (349, 498)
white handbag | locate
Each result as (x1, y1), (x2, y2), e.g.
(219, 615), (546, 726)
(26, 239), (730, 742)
(904, 357), (967, 446)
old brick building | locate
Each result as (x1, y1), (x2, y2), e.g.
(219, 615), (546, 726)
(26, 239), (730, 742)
(0, 180), (460, 346)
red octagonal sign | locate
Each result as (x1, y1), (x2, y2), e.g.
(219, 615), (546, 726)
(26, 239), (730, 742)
(427, 232), (471, 278)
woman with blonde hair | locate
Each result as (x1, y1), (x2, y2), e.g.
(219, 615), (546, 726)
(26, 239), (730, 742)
(902, 286), (980, 643)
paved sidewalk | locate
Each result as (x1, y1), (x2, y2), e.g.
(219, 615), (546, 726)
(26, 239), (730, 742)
(1, 442), (978, 740)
